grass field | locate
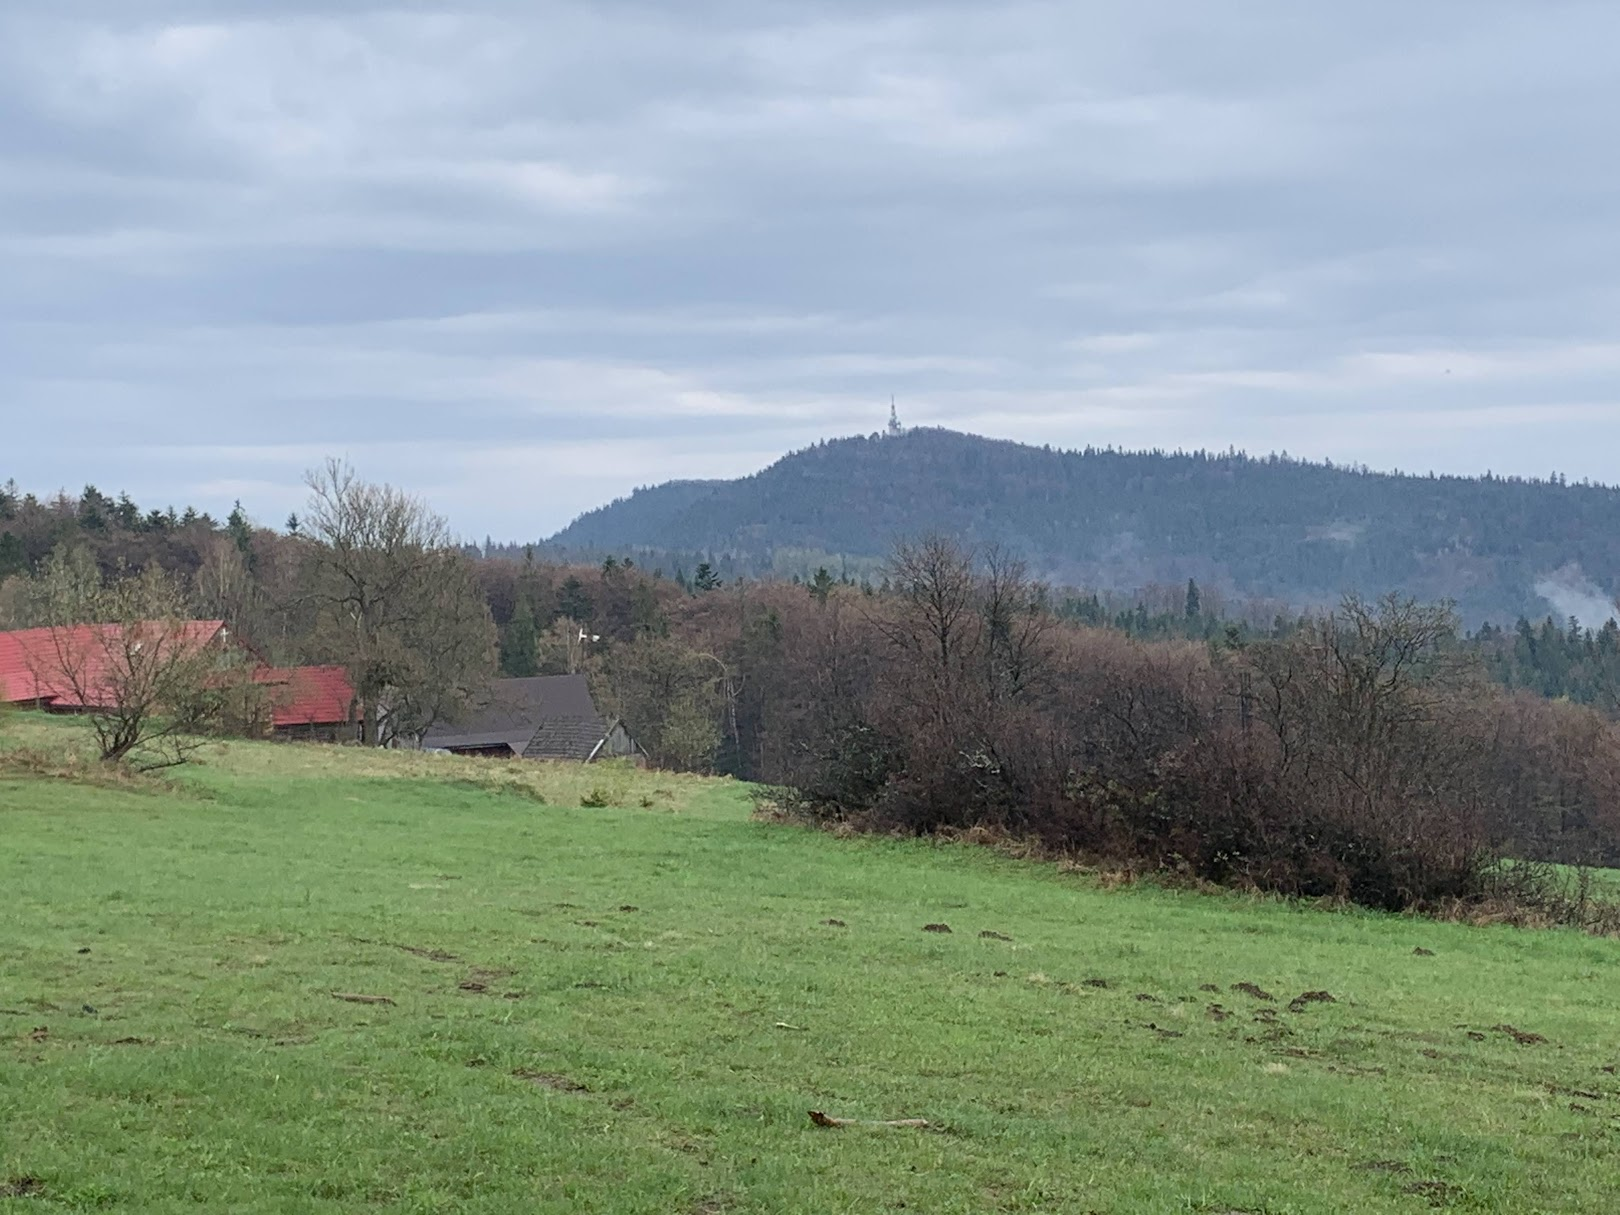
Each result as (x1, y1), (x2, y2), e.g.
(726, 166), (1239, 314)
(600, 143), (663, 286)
(4, 717), (1620, 1213)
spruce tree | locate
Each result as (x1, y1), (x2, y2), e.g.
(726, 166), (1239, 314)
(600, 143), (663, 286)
(809, 566), (835, 603)
(501, 597), (540, 677)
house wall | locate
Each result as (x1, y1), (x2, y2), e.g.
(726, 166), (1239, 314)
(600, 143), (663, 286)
(596, 721), (646, 764)
(272, 721), (363, 745)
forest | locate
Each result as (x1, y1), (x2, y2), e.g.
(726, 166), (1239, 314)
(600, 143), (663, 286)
(541, 427), (1620, 627)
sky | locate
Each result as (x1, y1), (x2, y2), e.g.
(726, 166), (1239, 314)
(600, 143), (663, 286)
(4, 1), (1620, 540)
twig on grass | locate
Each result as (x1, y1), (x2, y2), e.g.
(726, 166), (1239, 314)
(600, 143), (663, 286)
(330, 992), (396, 1006)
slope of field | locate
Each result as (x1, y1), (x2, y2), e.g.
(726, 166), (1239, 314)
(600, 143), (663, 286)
(4, 721), (1620, 1213)
(544, 428), (1620, 622)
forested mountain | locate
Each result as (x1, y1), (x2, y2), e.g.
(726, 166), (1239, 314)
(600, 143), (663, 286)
(546, 427), (1620, 625)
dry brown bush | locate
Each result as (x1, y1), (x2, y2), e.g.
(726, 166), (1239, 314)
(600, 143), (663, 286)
(761, 541), (1620, 919)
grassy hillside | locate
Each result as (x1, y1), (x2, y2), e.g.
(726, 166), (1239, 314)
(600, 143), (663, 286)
(4, 721), (1620, 1213)
(544, 428), (1620, 622)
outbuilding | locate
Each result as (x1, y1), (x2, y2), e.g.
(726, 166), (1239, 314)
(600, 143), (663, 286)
(419, 674), (642, 763)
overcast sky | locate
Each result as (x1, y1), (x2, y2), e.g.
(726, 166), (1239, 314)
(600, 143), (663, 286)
(4, 1), (1620, 539)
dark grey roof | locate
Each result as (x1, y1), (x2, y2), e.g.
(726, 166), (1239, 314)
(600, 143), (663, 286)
(422, 675), (611, 757)
(523, 715), (611, 762)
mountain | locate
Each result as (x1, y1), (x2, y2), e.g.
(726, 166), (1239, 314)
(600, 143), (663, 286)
(544, 428), (1620, 624)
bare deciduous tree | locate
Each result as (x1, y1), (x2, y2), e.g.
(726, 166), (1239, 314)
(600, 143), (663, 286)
(979, 545), (1052, 703)
(0, 544), (103, 629)
(33, 567), (243, 768)
(301, 460), (496, 744)
(598, 633), (723, 771)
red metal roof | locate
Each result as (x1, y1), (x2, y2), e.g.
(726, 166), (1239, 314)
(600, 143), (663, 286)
(0, 621), (226, 708)
(0, 623), (354, 729)
(252, 665), (356, 728)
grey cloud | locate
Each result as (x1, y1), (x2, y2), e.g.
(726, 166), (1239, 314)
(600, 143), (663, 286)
(4, 1), (1620, 537)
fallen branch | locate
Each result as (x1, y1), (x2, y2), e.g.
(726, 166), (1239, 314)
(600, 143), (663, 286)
(809, 1110), (930, 1129)
(330, 992), (396, 1006)
(774, 1021), (807, 1031)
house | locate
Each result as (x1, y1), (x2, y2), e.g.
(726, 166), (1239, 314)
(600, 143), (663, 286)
(250, 665), (360, 743)
(419, 674), (643, 763)
(0, 622), (358, 743)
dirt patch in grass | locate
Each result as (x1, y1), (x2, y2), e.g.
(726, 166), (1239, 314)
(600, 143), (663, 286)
(1413, 947), (1436, 956)
(821, 918), (847, 927)
(922, 923), (953, 933)
(1546, 1083), (1605, 1101)
(1287, 990), (1337, 1012)
(1327, 1062), (1388, 1078)
(1355, 1159), (1411, 1174)
(397, 944), (459, 962)
(1402, 1179), (1462, 1206)
(0, 1177), (44, 1199)
(1493, 1023), (1548, 1046)
(1231, 982), (1276, 1002)
(350, 937), (461, 963)
(978, 930), (1012, 941)
(1081, 978), (1109, 989)
(513, 1070), (589, 1093)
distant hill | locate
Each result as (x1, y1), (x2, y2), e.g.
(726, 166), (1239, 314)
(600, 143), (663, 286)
(544, 428), (1620, 625)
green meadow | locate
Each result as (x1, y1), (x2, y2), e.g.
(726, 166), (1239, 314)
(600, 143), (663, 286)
(3, 717), (1619, 1214)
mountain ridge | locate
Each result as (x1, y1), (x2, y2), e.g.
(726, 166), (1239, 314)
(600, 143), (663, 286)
(542, 428), (1620, 624)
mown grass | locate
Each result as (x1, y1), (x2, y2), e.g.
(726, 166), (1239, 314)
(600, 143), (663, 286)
(4, 715), (1620, 1213)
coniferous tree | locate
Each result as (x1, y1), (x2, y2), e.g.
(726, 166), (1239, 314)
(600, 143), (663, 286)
(227, 501), (253, 558)
(0, 532), (26, 580)
(501, 596), (540, 677)
(809, 567), (836, 604)
(693, 562), (722, 593)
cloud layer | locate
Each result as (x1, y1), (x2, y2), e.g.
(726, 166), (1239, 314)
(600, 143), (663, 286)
(4, 1), (1620, 536)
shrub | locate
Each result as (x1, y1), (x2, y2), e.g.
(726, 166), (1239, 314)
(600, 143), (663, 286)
(778, 543), (1620, 917)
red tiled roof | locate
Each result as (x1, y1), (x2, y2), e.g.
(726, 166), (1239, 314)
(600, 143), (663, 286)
(0, 621), (226, 708)
(252, 665), (355, 728)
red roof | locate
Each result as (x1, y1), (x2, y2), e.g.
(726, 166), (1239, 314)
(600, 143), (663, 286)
(0, 621), (227, 708)
(252, 665), (355, 728)
(0, 623), (354, 729)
